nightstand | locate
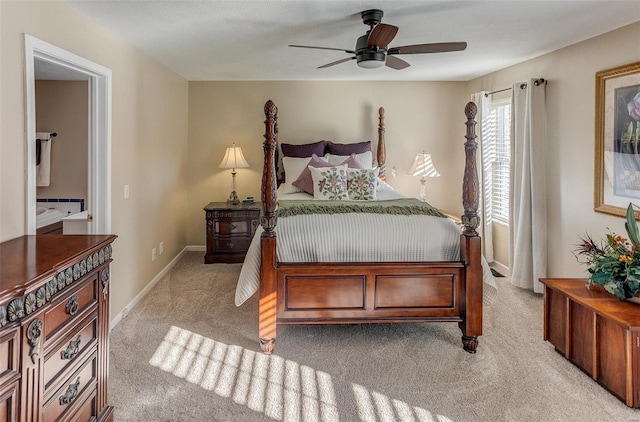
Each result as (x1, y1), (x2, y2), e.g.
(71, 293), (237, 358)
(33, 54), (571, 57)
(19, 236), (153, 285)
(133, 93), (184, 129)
(204, 202), (260, 263)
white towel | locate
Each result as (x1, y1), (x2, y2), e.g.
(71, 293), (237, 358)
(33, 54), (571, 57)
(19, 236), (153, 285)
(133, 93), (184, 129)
(36, 132), (52, 186)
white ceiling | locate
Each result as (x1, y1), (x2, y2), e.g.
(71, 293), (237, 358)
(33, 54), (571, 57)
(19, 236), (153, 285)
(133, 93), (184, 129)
(66, 0), (640, 82)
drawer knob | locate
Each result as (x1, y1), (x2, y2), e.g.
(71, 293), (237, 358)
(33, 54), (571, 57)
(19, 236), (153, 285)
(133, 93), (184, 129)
(59, 377), (81, 405)
(227, 242), (235, 249)
(61, 335), (82, 360)
(66, 296), (79, 316)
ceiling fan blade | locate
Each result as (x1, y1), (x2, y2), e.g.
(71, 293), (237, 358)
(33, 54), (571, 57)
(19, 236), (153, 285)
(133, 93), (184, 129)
(289, 44), (355, 54)
(318, 57), (355, 69)
(385, 55), (410, 70)
(388, 42), (467, 55)
(367, 23), (398, 48)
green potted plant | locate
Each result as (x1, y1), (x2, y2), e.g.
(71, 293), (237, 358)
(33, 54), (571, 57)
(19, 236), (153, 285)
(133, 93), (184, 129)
(574, 203), (640, 301)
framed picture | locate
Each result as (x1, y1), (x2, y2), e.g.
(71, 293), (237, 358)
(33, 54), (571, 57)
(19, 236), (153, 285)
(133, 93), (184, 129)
(594, 61), (640, 218)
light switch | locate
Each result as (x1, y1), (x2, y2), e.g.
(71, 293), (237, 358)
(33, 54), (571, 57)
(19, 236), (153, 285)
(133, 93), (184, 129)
(124, 185), (130, 199)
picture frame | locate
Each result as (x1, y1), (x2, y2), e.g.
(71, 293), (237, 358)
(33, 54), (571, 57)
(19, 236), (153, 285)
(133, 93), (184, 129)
(594, 61), (640, 218)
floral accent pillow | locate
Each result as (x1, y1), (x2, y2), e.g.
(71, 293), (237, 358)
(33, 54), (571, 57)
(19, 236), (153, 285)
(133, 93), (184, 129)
(347, 168), (379, 200)
(293, 153), (364, 195)
(309, 164), (348, 200)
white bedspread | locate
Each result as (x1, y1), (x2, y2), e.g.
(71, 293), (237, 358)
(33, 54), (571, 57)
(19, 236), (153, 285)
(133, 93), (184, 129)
(235, 184), (498, 306)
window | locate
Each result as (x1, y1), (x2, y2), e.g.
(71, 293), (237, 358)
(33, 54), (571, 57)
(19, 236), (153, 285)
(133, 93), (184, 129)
(484, 99), (511, 224)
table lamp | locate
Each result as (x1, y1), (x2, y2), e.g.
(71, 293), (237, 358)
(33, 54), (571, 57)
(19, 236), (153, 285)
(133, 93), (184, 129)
(408, 151), (440, 201)
(219, 143), (250, 205)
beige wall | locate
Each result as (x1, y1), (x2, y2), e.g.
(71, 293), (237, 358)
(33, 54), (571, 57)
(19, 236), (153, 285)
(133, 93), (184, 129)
(467, 21), (640, 278)
(1, 2), (189, 319)
(35, 80), (88, 202)
(187, 81), (467, 245)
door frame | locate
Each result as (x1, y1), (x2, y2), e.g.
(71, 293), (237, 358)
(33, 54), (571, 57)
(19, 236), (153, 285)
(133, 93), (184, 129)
(24, 34), (112, 234)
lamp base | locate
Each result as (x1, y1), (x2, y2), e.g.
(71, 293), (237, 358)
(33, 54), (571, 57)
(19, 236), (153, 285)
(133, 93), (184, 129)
(419, 177), (427, 202)
(227, 190), (240, 205)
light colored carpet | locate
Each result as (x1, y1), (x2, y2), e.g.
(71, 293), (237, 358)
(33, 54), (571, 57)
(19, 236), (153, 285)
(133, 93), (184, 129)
(109, 252), (640, 421)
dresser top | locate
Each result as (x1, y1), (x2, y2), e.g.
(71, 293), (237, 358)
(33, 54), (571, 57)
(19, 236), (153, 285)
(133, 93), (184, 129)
(0, 234), (116, 295)
(204, 202), (260, 211)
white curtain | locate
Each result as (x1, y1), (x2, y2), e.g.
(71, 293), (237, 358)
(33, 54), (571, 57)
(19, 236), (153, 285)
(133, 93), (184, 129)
(509, 79), (547, 293)
(471, 91), (494, 263)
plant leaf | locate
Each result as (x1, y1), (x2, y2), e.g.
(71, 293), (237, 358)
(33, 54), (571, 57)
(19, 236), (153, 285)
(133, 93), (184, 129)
(626, 203), (640, 248)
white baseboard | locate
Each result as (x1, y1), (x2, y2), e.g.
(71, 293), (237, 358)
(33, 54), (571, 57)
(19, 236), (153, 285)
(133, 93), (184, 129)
(109, 246), (189, 331)
(490, 260), (509, 277)
(186, 245), (205, 252)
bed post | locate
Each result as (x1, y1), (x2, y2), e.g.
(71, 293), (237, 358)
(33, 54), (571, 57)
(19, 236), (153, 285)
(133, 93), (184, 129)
(377, 107), (386, 181)
(259, 100), (278, 354)
(459, 101), (483, 353)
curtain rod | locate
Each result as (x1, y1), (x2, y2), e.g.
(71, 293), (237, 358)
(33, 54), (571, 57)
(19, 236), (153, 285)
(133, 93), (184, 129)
(484, 78), (546, 97)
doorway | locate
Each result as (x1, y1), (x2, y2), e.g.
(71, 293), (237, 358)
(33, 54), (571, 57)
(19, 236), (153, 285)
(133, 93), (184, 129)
(24, 35), (112, 235)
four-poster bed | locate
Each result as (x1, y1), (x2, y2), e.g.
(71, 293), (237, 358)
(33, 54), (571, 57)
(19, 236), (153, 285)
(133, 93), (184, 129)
(251, 100), (485, 355)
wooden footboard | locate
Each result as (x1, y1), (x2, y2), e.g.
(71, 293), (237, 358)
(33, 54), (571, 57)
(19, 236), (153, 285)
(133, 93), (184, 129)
(259, 100), (482, 355)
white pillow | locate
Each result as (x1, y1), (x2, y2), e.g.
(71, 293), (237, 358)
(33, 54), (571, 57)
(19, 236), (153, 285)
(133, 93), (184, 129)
(309, 164), (348, 200)
(281, 156), (313, 193)
(347, 168), (379, 200)
(326, 151), (373, 169)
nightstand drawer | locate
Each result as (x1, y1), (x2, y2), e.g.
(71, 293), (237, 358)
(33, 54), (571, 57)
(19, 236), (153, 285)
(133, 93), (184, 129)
(204, 201), (261, 264)
(215, 219), (249, 235)
(214, 237), (251, 253)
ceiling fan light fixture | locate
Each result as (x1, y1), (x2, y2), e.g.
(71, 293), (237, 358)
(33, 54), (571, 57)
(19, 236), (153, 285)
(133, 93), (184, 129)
(357, 59), (385, 69)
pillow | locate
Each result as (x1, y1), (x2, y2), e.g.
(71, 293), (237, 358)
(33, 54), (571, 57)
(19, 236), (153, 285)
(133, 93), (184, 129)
(326, 140), (371, 155)
(293, 153), (364, 194)
(281, 156), (313, 192)
(326, 151), (373, 169)
(281, 140), (326, 158)
(347, 168), (379, 200)
(309, 164), (348, 200)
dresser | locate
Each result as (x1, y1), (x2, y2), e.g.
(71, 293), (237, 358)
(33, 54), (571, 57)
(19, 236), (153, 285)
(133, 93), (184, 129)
(540, 278), (640, 408)
(0, 234), (117, 422)
(204, 202), (260, 263)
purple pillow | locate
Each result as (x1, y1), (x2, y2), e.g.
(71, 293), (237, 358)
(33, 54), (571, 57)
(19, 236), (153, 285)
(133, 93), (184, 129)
(326, 140), (371, 155)
(281, 140), (327, 158)
(292, 154), (364, 194)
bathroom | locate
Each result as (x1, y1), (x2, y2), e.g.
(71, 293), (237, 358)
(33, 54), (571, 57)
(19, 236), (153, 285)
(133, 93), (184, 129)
(35, 62), (89, 235)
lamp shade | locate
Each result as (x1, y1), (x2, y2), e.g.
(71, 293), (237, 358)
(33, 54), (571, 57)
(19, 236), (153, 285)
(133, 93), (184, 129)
(408, 152), (440, 178)
(219, 143), (250, 169)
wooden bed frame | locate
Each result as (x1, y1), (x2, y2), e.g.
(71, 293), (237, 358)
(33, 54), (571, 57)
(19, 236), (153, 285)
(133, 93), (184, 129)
(259, 100), (482, 354)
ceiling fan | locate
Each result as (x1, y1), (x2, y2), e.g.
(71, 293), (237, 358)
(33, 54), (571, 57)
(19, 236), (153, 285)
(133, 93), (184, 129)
(289, 9), (467, 70)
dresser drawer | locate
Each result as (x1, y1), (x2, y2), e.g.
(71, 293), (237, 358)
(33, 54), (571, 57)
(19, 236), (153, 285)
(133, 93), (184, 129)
(215, 218), (250, 235)
(214, 237), (251, 253)
(67, 390), (97, 422)
(44, 313), (98, 392)
(44, 275), (98, 341)
(43, 353), (96, 422)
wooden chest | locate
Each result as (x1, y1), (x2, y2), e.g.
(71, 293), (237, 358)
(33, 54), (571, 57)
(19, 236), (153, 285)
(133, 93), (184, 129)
(540, 277), (640, 408)
(0, 234), (116, 422)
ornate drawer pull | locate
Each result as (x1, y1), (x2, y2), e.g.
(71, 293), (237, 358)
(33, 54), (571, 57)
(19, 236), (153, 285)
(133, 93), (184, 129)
(59, 377), (80, 405)
(61, 335), (81, 360)
(227, 242), (235, 249)
(66, 296), (79, 316)
(230, 224), (237, 230)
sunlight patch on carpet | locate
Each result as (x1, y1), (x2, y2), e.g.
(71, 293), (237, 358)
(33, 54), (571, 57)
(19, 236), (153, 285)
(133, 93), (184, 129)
(149, 325), (451, 421)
